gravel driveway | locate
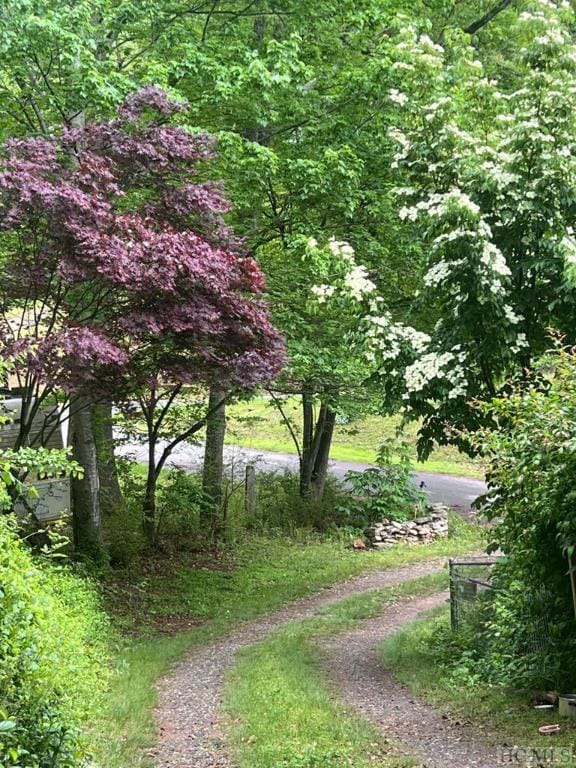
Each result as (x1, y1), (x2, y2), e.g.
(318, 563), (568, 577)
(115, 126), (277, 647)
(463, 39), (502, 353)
(149, 560), (444, 767)
(149, 558), (501, 768)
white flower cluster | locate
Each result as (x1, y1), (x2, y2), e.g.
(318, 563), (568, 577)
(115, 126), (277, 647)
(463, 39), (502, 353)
(404, 349), (468, 400)
(389, 127), (412, 166)
(503, 305), (521, 324)
(424, 258), (462, 288)
(389, 88), (409, 106)
(418, 34), (444, 55)
(513, 333), (529, 352)
(364, 311), (471, 403)
(480, 160), (519, 190)
(422, 96), (452, 121)
(311, 284), (336, 303)
(535, 28), (568, 47)
(431, 229), (477, 250)
(480, 241), (510, 276)
(399, 188), (480, 222)
(309, 238), (375, 304)
(328, 237), (355, 263)
(478, 241), (510, 296)
(344, 265), (376, 300)
(519, 0), (571, 23)
(365, 313), (431, 364)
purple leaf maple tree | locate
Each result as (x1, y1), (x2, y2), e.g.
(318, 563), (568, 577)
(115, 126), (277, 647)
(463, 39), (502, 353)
(0, 87), (284, 541)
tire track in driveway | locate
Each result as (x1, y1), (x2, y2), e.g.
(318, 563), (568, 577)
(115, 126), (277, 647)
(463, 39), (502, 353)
(323, 595), (500, 768)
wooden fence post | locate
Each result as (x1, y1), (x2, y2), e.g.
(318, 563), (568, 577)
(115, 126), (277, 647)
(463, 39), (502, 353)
(449, 558), (458, 631)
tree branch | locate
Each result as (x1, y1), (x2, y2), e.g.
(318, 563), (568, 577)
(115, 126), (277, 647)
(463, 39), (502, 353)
(267, 388), (301, 460)
(154, 391), (230, 477)
(463, 0), (515, 34)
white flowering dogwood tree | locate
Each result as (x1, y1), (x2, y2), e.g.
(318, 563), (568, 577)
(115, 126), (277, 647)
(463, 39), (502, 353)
(361, 0), (576, 456)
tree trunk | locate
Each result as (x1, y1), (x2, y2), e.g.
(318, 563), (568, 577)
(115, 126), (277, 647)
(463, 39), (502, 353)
(201, 384), (227, 526)
(143, 432), (158, 546)
(299, 396), (337, 501)
(92, 401), (123, 516)
(299, 392), (315, 498)
(311, 407), (336, 501)
(70, 394), (104, 558)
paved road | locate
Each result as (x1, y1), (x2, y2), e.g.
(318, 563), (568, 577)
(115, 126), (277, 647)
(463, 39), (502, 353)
(123, 441), (486, 510)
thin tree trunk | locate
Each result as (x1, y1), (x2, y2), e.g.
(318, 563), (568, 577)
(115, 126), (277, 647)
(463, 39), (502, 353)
(143, 437), (157, 546)
(299, 392), (315, 498)
(70, 393), (104, 558)
(68, 91), (107, 556)
(201, 384), (227, 527)
(311, 406), (336, 501)
(92, 401), (123, 516)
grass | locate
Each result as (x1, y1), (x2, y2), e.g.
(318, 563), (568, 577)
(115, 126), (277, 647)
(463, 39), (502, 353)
(378, 606), (576, 759)
(92, 516), (484, 767)
(224, 572), (447, 768)
(226, 396), (484, 478)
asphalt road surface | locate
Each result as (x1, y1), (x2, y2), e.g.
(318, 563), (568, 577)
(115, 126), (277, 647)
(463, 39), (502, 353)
(122, 441), (487, 510)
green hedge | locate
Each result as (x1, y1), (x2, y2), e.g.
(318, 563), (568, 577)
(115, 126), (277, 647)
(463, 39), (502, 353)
(0, 516), (111, 767)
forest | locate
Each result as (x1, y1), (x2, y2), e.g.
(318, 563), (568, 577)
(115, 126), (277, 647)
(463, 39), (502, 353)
(1, 1), (576, 767)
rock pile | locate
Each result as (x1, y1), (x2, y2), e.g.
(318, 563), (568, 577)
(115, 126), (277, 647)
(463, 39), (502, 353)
(366, 503), (450, 549)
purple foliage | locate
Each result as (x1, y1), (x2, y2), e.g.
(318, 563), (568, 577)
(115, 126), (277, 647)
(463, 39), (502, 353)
(0, 88), (285, 398)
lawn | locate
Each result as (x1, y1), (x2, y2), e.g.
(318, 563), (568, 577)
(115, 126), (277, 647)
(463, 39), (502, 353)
(226, 396), (483, 478)
(93, 516), (484, 767)
(378, 606), (576, 760)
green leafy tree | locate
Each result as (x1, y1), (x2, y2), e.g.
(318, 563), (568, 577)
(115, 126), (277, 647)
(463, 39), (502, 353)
(262, 236), (379, 497)
(161, 1), (438, 496)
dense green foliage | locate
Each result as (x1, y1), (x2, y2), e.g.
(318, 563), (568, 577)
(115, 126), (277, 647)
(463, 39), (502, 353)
(339, 440), (427, 527)
(365, 1), (576, 456)
(5, 0), (576, 762)
(423, 348), (576, 689)
(467, 349), (576, 687)
(0, 516), (110, 767)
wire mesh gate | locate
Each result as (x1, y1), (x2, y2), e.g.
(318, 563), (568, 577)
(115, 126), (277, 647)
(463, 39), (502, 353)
(448, 556), (500, 631)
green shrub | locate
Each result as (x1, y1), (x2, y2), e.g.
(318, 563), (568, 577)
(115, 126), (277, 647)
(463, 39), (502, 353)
(336, 438), (426, 527)
(157, 469), (213, 539)
(106, 501), (148, 567)
(0, 516), (111, 767)
(457, 347), (576, 688)
(235, 470), (347, 535)
(113, 462), (213, 555)
(105, 459), (148, 565)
